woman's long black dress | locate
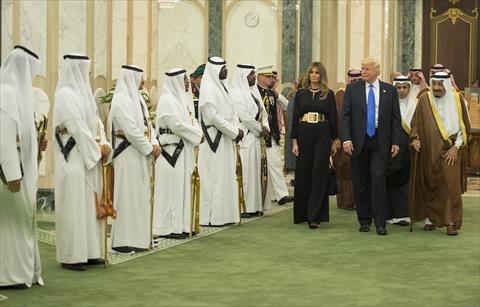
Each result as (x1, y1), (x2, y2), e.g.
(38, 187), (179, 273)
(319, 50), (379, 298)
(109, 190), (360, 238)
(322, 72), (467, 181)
(290, 89), (338, 224)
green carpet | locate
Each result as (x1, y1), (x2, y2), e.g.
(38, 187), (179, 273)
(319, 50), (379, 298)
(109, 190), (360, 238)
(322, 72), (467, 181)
(2, 197), (479, 307)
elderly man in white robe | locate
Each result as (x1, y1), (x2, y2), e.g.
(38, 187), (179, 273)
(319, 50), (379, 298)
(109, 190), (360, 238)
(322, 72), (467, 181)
(53, 54), (111, 271)
(198, 57), (244, 226)
(0, 45), (44, 289)
(109, 65), (161, 253)
(153, 68), (203, 239)
(230, 64), (269, 218)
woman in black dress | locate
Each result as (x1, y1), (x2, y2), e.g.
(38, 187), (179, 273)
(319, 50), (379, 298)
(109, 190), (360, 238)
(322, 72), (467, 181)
(291, 62), (339, 229)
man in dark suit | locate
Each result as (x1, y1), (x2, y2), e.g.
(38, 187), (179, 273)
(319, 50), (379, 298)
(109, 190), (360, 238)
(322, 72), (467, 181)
(341, 58), (401, 235)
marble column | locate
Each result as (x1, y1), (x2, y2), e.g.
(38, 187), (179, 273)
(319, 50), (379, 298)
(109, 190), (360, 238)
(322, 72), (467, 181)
(299, 0), (312, 74)
(282, 0), (297, 83)
(208, 0), (222, 57)
(401, 0), (415, 73)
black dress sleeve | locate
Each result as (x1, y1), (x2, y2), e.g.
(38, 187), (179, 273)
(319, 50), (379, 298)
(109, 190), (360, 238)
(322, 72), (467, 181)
(328, 90), (338, 140)
(290, 91), (302, 139)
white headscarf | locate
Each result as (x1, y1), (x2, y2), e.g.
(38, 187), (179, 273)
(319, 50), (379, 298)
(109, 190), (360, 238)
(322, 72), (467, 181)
(156, 68), (191, 125)
(393, 75), (416, 128)
(109, 65), (144, 134)
(198, 57), (234, 121)
(429, 72), (460, 136)
(407, 68), (428, 99)
(230, 64), (260, 117)
(54, 54), (97, 135)
(0, 45), (41, 201)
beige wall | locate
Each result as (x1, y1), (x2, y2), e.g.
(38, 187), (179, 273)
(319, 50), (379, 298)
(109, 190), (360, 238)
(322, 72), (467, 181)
(312, 0), (400, 90)
(1, 0), (158, 188)
(1, 0), (413, 188)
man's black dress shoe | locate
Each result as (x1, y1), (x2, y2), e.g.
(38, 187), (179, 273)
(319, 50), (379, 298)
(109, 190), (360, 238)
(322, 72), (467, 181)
(61, 263), (86, 271)
(395, 220), (410, 226)
(162, 233), (187, 240)
(131, 247), (149, 252)
(183, 231), (197, 237)
(0, 283), (29, 290)
(376, 227), (387, 235)
(359, 224), (370, 232)
(112, 246), (135, 254)
(86, 258), (105, 265)
(278, 196), (294, 205)
(241, 212), (254, 218)
(308, 223), (319, 229)
(255, 211), (264, 217)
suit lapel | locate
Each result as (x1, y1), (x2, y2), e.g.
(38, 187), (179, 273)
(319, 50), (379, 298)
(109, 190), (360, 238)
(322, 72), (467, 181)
(378, 81), (386, 119)
(359, 80), (367, 114)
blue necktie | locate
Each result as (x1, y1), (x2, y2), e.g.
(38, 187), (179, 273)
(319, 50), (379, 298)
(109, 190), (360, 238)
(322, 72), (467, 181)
(367, 84), (376, 137)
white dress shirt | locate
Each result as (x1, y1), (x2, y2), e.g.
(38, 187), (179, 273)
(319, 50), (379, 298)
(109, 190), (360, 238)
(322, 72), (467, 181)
(365, 78), (380, 128)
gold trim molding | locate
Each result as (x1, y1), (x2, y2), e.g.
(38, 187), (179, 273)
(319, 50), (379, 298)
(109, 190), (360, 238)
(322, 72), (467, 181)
(430, 8), (478, 25)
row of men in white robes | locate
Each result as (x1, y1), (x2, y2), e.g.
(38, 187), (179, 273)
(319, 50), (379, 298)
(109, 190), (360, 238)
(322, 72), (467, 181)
(1, 46), (294, 281)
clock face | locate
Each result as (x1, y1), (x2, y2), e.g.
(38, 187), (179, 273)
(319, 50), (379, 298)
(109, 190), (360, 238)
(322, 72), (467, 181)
(245, 12), (259, 28)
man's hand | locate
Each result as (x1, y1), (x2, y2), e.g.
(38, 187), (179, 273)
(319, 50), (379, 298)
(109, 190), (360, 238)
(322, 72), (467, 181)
(391, 145), (400, 158)
(331, 139), (340, 157)
(235, 129), (244, 143)
(7, 179), (21, 193)
(261, 126), (270, 139)
(292, 143), (299, 156)
(411, 139), (421, 152)
(445, 146), (458, 165)
(39, 137), (48, 151)
(100, 144), (111, 158)
(151, 144), (162, 160)
(343, 141), (354, 156)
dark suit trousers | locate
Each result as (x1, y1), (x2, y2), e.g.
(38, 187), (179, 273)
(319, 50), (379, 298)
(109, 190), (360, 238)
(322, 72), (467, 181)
(351, 134), (387, 228)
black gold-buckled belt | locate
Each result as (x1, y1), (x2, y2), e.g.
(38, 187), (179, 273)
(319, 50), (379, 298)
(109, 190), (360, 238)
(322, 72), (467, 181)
(115, 129), (148, 137)
(161, 143), (179, 147)
(158, 128), (173, 135)
(300, 112), (326, 123)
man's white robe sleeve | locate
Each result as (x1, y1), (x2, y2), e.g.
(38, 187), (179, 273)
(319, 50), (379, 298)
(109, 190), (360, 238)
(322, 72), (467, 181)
(115, 118), (153, 156)
(63, 119), (101, 170)
(163, 115), (203, 146)
(98, 118), (111, 148)
(0, 111), (22, 181)
(236, 102), (262, 137)
(201, 104), (238, 140)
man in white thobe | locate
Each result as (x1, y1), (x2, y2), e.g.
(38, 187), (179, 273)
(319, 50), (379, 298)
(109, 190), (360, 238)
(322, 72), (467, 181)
(0, 45), (44, 289)
(53, 54), (111, 271)
(154, 68), (203, 239)
(230, 64), (269, 217)
(109, 65), (161, 253)
(198, 57), (244, 226)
